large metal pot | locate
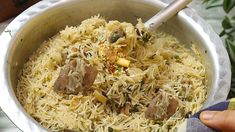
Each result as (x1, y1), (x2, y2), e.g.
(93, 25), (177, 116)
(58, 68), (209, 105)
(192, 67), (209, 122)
(0, 0), (231, 131)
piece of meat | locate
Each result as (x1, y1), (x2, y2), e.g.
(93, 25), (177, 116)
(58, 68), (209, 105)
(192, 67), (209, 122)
(82, 66), (98, 89)
(166, 97), (179, 118)
(121, 104), (130, 116)
(63, 128), (77, 132)
(69, 59), (77, 70)
(54, 58), (98, 95)
(145, 95), (160, 120)
(54, 59), (82, 95)
(53, 65), (71, 94)
(109, 28), (126, 43)
(145, 93), (179, 120)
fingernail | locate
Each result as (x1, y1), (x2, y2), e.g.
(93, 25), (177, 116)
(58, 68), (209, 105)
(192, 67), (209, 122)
(201, 111), (216, 120)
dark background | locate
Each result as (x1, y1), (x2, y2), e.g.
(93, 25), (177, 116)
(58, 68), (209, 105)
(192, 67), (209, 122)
(0, 0), (40, 22)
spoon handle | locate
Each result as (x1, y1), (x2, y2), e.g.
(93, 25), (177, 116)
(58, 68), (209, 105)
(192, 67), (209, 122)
(144, 0), (192, 31)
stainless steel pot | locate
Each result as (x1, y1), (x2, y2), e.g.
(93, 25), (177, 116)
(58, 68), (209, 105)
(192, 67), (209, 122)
(0, 0), (231, 131)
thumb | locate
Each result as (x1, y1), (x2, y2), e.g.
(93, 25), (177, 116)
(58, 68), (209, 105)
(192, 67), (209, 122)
(200, 110), (235, 132)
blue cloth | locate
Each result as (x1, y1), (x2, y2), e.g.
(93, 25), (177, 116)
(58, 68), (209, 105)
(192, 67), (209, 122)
(177, 98), (235, 132)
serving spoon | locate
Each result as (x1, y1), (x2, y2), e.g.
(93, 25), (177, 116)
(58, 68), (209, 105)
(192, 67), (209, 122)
(145, 0), (192, 31)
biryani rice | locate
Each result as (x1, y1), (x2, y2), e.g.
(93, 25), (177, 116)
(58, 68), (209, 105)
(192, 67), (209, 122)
(16, 15), (207, 132)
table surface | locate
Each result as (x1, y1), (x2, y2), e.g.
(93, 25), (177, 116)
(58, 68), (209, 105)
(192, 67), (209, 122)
(0, 0), (224, 131)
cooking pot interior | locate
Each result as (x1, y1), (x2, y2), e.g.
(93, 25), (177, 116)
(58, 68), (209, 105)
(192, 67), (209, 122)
(7, 0), (212, 104)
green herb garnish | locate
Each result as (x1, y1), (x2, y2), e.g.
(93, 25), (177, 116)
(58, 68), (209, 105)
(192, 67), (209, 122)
(204, 0), (235, 98)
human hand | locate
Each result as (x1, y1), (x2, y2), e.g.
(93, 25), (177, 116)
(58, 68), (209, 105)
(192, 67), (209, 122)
(200, 110), (235, 132)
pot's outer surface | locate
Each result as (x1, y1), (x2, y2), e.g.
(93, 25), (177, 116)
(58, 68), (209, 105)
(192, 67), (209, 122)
(0, 0), (231, 131)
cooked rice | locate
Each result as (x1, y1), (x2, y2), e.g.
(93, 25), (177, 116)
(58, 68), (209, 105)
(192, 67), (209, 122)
(16, 16), (207, 132)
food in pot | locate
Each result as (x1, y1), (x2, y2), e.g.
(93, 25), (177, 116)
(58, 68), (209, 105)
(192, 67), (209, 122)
(16, 15), (207, 131)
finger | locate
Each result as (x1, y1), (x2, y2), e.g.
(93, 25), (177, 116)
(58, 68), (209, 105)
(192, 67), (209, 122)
(200, 110), (235, 132)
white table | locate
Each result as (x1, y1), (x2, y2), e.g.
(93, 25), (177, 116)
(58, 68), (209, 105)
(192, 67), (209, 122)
(0, 0), (224, 131)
